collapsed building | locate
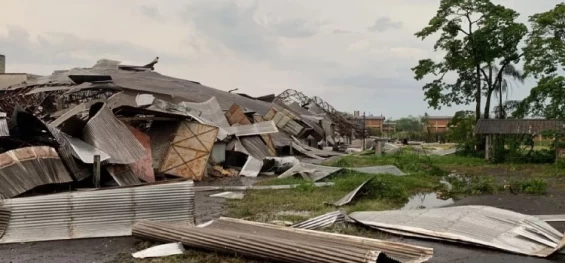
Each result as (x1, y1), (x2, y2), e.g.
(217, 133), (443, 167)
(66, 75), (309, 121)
(0, 58), (357, 195)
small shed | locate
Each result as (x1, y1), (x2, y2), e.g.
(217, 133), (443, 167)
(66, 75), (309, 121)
(475, 119), (565, 160)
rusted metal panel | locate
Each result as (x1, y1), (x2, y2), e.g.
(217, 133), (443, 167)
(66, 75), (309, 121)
(159, 121), (218, 180)
(475, 119), (565, 135)
(126, 125), (155, 183)
(133, 217), (434, 263)
(83, 103), (146, 164)
(0, 181), (195, 244)
(0, 146), (74, 199)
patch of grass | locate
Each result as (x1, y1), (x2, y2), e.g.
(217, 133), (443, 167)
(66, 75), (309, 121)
(511, 178), (548, 195)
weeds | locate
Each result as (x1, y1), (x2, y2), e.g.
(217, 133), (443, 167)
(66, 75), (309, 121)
(511, 179), (548, 195)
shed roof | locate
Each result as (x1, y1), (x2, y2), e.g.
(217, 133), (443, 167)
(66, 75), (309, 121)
(475, 119), (565, 135)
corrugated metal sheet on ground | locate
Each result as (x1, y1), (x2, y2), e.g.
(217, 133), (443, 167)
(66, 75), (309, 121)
(0, 112), (8, 136)
(292, 210), (345, 230)
(159, 121), (218, 180)
(475, 119), (565, 135)
(0, 146), (74, 199)
(83, 103), (146, 164)
(350, 165), (406, 176)
(126, 125), (155, 183)
(0, 180), (195, 244)
(330, 177), (375, 206)
(193, 217), (433, 263)
(349, 206), (565, 257)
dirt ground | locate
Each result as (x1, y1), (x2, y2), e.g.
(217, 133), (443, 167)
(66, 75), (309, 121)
(2, 181), (565, 262)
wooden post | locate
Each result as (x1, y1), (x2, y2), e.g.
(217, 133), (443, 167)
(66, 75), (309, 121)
(289, 142), (294, 155)
(375, 140), (382, 157)
(93, 155), (101, 188)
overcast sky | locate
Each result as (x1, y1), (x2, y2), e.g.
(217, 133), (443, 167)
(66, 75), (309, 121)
(1, 0), (562, 119)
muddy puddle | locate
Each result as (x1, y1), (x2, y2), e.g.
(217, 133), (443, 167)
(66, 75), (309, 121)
(401, 192), (454, 210)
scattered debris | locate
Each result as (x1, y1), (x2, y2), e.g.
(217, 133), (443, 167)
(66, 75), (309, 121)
(278, 161), (405, 181)
(535, 214), (565, 222)
(292, 210), (346, 230)
(329, 177), (375, 207)
(133, 217), (434, 263)
(209, 191), (245, 200)
(194, 182), (334, 192)
(0, 181), (195, 243)
(239, 156), (263, 177)
(276, 211), (312, 217)
(209, 165), (239, 177)
(349, 206), (565, 257)
(132, 242), (186, 259)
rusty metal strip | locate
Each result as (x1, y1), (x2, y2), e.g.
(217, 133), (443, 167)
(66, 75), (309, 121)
(0, 146), (74, 199)
(83, 103), (146, 164)
(0, 181), (195, 244)
(126, 124), (155, 183)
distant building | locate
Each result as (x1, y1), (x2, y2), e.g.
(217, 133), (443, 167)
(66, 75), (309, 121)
(382, 122), (397, 134)
(424, 116), (453, 133)
(349, 111), (386, 134)
(0, 55), (39, 90)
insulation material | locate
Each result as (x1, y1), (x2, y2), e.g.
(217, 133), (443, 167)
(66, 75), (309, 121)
(132, 242), (186, 259)
(292, 210), (345, 230)
(199, 217), (433, 263)
(0, 146), (74, 199)
(83, 103), (146, 164)
(126, 125), (155, 183)
(159, 121), (218, 180)
(106, 165), (142, 186)
(239, 156), (263, 177)
(0, 181), (195, 244)
(330, 177), (375, 207)
(349, 206), (565, 257)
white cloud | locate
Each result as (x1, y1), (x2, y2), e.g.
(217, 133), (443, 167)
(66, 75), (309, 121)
(0, 0), (562, 118)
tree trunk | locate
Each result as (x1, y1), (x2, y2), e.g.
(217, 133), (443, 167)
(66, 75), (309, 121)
(484, 89), (493, 119)
(475, 65), (482, 121)
(498, 87), (504, 119)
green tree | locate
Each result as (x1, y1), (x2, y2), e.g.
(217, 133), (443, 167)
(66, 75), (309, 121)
(447, 110), (477, 155)
(484, 64), (525, 118)
(519, 3), (565, 119)
(412, 0), (527, 121)
(395, 116), (424, 132)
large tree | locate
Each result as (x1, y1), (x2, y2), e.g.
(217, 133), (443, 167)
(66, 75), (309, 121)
(519, 3), (565, 119)
(412, 0), (527, 121)
(395, 116), (424, 132)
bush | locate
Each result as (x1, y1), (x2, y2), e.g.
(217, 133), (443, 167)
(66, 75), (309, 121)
(512, 179), (548, 195)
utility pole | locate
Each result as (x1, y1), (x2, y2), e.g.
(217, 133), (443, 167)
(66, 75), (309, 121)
(362, 112), (366, 150)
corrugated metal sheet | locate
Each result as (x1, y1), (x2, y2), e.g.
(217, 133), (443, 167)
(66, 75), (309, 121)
(292, 210), (345, 230)
(134, 220), (385, 263)
(106, 165), (142, 186)
(83, 103), (146, 164)
(349, 206), (565, 257)
(0, 180), (195, 244)
(239, 156), (263, 177)
(225, 104), (277, 155)
(159, 121), (218, 180)
(223, 121), (278, 136)
(331, 177), (375, 206)
(126, 125), (155, 183)
(475, 119), (565, 135)
(199, 217), (434, 263)
(194, 182), (334, 192)
(0, 146), (74, 199)
(147, 120), (179, 170)
(0, 208), (10, 238)
(182, 97), (230, 128)
(0, 112), (8, 136)
(240, 136), (273, 160)
(63, 134), (111, 163)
